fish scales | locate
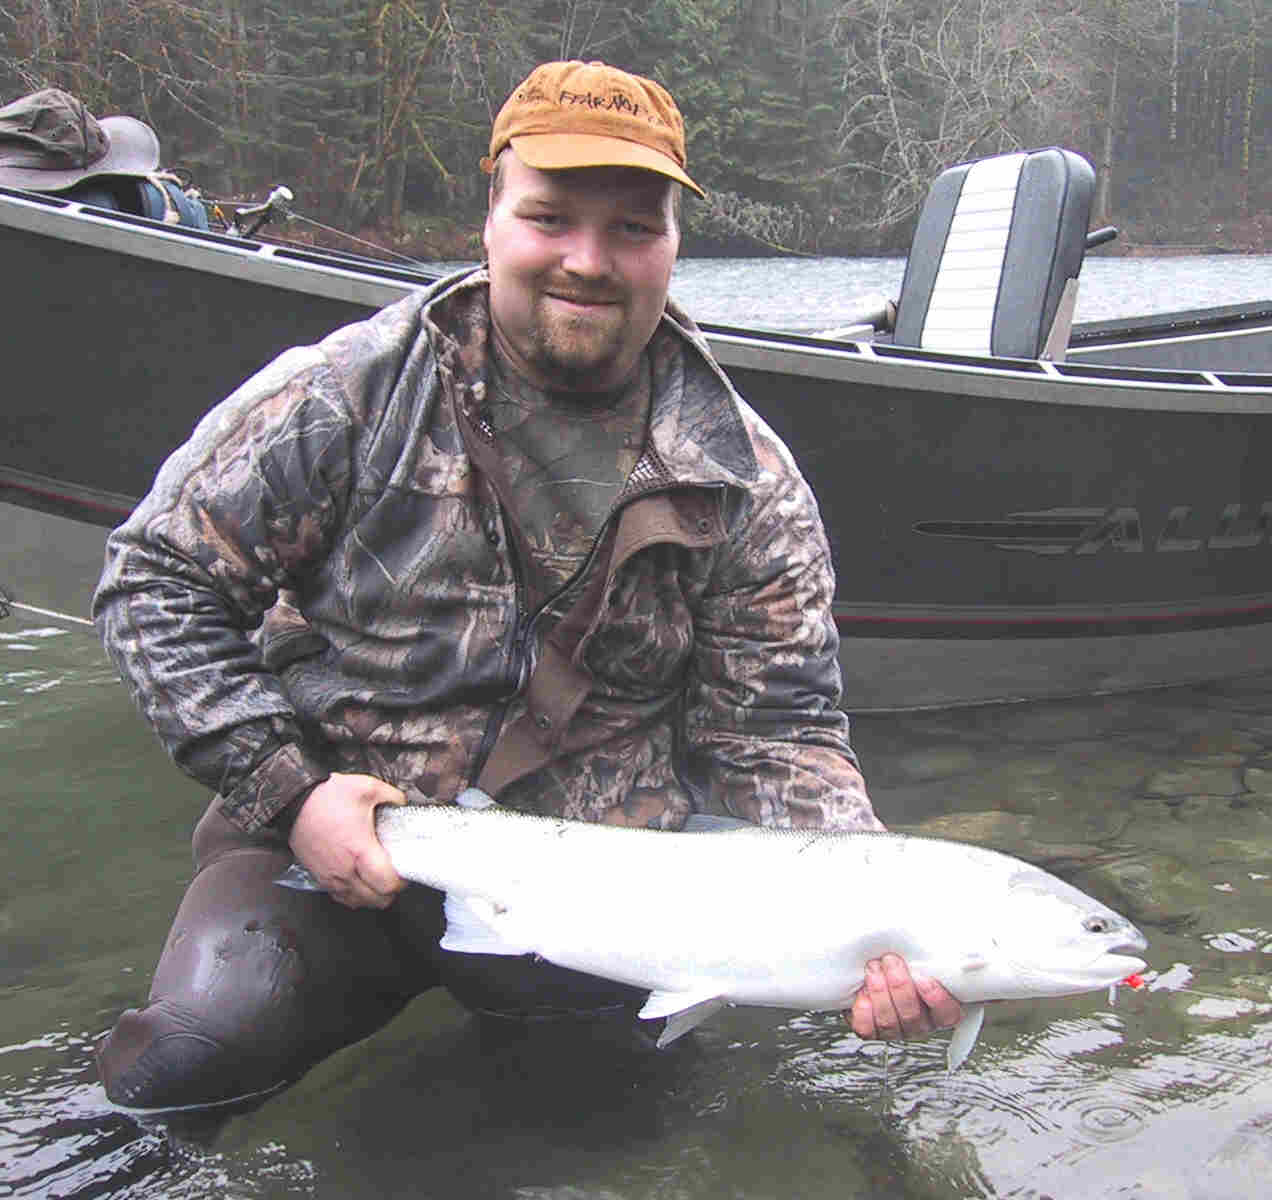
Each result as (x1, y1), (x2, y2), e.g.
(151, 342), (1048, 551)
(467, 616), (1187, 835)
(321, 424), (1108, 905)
(369, 803), (1148, 1066)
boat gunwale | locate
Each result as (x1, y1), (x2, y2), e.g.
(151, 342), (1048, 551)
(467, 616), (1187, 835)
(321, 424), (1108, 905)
(706, 329), (1272, 413)
(4, 184), (1270, 413)
(1070, 297), (1272, 342)
(0, 184), (433, 309)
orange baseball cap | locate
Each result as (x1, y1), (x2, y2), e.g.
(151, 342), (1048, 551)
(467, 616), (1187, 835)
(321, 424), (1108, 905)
(483, 60), (705, 198)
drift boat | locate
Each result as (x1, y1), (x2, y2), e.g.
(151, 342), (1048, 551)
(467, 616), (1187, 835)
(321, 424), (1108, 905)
(3, 147), (1271, 710)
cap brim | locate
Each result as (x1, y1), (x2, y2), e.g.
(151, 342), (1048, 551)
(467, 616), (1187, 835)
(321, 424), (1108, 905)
(0, 115), (160, 192)
(510, 132), (705, 199)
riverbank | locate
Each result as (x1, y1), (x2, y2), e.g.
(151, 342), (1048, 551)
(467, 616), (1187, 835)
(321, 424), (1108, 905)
(1093, 212), (1271, 257)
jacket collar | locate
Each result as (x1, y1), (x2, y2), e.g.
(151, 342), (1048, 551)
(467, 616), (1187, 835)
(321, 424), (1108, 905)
(419, 266), (759, 494)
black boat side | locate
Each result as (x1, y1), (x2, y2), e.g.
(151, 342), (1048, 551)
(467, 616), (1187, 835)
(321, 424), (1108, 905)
(4, 184), (1272, 709)
(708, 326), (1272, 706)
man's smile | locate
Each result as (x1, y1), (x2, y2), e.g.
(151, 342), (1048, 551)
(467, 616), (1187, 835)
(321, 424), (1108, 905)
(544, 289), (623, 309)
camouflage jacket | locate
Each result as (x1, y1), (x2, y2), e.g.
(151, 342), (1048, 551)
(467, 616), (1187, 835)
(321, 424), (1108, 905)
(93, 268), (881, 834)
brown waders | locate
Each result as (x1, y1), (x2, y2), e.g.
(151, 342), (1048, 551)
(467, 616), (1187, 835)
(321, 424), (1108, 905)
(96, 799), (647, 1116)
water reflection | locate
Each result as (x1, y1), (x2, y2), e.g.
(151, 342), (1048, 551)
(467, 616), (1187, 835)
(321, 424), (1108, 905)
(1, 609), (1270, 1197)
(2, 1030), (169, 1198)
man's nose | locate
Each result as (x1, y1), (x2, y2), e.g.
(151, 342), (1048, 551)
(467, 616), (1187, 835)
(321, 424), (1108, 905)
(560, 225), (613, 276)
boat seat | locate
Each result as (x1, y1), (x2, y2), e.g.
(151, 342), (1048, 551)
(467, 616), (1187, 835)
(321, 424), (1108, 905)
(892, 147), (1095, 359)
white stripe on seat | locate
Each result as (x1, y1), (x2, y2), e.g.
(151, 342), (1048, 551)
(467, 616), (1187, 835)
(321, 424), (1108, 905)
(920, 153), (1026, 353)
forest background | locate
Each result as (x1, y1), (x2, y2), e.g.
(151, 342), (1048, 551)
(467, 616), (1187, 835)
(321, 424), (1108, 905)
(2, 0), (1268, 259)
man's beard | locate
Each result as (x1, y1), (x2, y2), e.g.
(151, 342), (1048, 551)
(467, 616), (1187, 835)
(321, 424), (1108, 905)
(524, 301), (631, 392)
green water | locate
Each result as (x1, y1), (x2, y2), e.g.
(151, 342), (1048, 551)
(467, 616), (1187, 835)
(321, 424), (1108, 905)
(2, 608), (1269, 1198)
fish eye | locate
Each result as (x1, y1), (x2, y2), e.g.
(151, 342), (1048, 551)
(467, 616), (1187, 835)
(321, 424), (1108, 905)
(1083, 915), (1109, 933)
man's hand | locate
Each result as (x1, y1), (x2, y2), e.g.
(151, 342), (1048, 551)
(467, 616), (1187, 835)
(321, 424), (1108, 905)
(289, 773), (408, 910)
(848, 953), (962, 1040)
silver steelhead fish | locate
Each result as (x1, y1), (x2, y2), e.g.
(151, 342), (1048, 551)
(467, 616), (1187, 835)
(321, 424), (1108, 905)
(284, 799), (1148, 1068)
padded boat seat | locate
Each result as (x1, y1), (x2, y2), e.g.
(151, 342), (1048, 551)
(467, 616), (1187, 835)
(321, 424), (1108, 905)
(893, 147), (1095, 359)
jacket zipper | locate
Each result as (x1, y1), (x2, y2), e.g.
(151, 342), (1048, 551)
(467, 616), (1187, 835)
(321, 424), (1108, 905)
(467, 495), (599, 788)
(468, 499), (529, 784)
(466, 478), (727, 789)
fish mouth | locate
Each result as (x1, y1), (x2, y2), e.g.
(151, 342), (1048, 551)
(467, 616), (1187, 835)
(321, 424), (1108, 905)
(1099, 944), (1148, 975)
(1092, 932), (1148, 976)
(1111, 929), (1149, 957)
(1106, 952), (1148, 970)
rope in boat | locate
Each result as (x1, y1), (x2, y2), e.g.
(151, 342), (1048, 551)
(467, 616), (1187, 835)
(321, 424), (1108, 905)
(284, 210), (432, 268)
(196, 185), (436, 270)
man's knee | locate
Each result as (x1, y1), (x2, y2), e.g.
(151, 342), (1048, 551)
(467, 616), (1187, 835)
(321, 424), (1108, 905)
(97, 999), (273, 1109)
(98, 803), (423, 1110)
(98, 912), (417, 1110)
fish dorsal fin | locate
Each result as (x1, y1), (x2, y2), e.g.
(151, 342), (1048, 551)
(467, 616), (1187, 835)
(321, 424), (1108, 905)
(439, 892), (530, 957)
(455, 787), (498, 810)
(681, 813), (752, 833)
(638, 990), (728, 1047)
(947, 1002), (986, 1071)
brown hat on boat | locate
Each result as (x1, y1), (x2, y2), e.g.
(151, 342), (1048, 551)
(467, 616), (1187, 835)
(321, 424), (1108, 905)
(0, 88), (160, 192)
(482, 60), (705, 198)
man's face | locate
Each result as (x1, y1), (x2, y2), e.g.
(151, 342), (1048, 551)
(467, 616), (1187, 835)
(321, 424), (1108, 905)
(483, 151), (680, 393)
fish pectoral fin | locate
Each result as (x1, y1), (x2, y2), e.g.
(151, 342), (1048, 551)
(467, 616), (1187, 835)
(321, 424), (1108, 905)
(946, 1002), (986, 1072)
(439, 892), (531, 957)
(638, 991), (728, 1047)
(274, 863), (325, 892)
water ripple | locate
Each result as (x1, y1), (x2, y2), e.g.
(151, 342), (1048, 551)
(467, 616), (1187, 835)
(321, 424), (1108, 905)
(0, 627), (70, 644)
(1206, 928), (1272, 954)
(1057, 1092), (1150, 1146)
(0, 1029), (321, 1198)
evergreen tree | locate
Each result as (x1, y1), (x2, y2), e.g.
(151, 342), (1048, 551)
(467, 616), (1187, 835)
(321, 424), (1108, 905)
(0, 0), (1265, 254)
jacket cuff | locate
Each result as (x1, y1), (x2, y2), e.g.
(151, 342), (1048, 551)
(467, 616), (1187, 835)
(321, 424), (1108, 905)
(217, 741), (331, 833)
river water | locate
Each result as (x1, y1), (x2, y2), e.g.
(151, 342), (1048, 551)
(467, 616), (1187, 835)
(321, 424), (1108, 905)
(3, 256), (1271, 1198)
(668, 252), (1272, 330)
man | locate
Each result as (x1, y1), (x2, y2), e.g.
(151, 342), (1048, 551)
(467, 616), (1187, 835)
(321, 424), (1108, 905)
(93, 60), (959, 1117)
